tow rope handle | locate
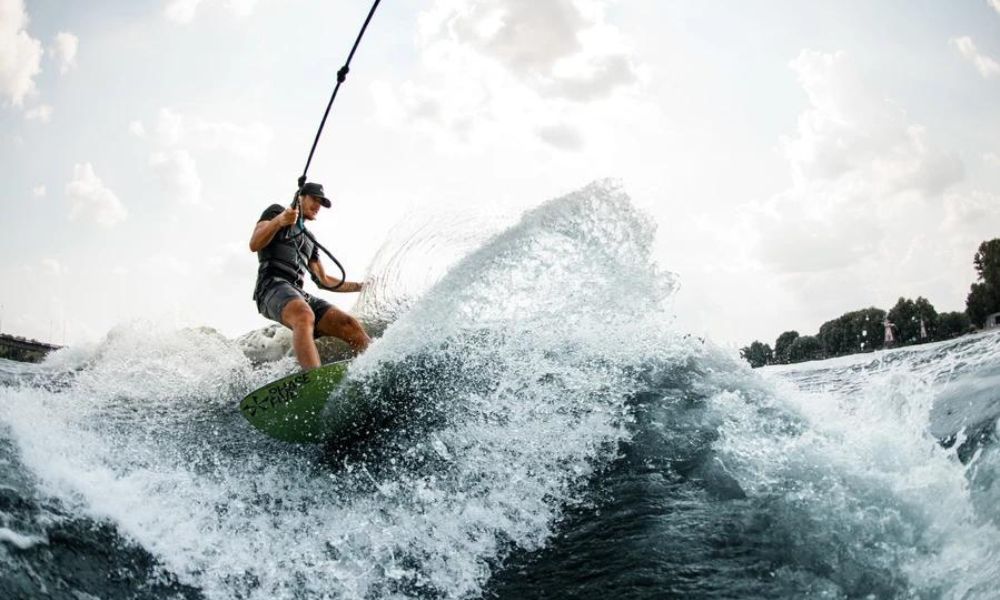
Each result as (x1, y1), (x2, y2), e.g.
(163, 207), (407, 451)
(291, 175), (307, 231)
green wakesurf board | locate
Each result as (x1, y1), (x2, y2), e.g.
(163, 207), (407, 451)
(240, 360), (360, 443)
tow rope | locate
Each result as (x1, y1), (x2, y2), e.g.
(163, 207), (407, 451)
(290, 0), (382, 291)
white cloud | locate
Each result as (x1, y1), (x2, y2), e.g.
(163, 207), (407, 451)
(135, 108), (270, 204)
(155, 107), (183, 144)
(150, 149), (202, 205)
(147, 252), (191, 277)
(536, 122), (584, 150)
(151, 107), (271, 162)
(943, 190), (1000, 239)
(950, 36), (1000, 79)
(164, 0), (259, 24)
(792, 51), (961, 193)
(781, 51), (961, 193)
(204, 241), (256, 286)
(424, 0), (637, 100)
(757, 50), (964, 274)
(23, 103), (51, 122)
(990, 0), (1000, 16)
(65, 163), (127, 227)
(225, 0), (258, 18)
(40, 258), (65, 276)
(190, 117), (272, 162)
(164, 0), (203, 24)
(32, 184), (45, 197)
(50, 32), (78, 74)
(0, 0), (43, 106)
(983, 152), (1000, 166)
(377, 0), (643, 148)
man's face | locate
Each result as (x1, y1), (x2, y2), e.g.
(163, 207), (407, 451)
(301, 195), (324, 220)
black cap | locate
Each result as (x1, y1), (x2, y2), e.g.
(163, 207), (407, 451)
(299, 182), (332, 208)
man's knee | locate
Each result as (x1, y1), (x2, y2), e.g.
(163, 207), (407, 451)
(282, 300), (315, 330)
(319, 309), (360, 335)
(341, 314), (370, 343)
(342, 314), (368, 337)
(337, 311), (361, 330)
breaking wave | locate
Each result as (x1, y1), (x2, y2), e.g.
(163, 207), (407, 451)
(2, 180), (999, 599)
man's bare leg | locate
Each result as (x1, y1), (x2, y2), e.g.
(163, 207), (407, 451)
(281, 299), (321, 370)
(316, 306), (371, 355)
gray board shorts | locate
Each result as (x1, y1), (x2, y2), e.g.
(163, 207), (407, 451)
(256, 278), (334, 335)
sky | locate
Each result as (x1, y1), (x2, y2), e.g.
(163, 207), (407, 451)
(1, 0), (999, 348)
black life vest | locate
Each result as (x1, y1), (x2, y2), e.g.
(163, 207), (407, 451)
(253, 226), (317, 300)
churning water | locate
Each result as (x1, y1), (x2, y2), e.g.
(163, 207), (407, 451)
(2, 181), (999, 599)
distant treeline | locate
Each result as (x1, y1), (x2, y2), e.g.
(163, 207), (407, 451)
(741, 238), (1000, 368)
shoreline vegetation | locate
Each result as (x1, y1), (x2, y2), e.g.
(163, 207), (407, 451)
(742, 238), (1000, 368)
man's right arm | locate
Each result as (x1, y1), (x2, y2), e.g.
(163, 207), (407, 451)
(249, 206), (298, 252)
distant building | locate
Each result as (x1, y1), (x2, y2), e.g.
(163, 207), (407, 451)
(986, 312), (1000, 329)
(883, 318), (896, 347)
(0, 333), (61, 363)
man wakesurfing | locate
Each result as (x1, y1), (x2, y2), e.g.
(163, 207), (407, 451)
(250, 181), (370, 370)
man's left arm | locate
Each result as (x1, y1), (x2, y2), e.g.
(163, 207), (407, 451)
(309, 260), (363, 293)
